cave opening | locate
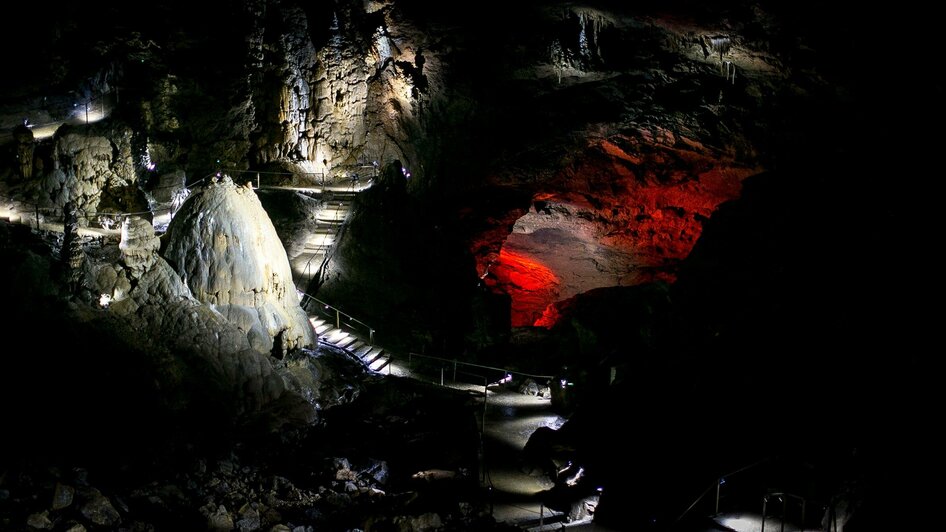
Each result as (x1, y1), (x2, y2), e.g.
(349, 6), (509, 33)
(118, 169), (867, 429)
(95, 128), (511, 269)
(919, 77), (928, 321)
(484, 197), (642, 328)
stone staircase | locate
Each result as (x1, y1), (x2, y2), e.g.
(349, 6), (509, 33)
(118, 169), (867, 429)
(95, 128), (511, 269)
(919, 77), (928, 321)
(309, 316), (391, 373)
(290, 190), (357, 291)
(288, 176), (391, 372)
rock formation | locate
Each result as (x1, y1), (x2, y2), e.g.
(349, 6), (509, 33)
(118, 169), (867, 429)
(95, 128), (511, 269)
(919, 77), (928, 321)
(64, 213), (309, 423)
(162, 174), (314, 355)
(28, 127), (138, 226)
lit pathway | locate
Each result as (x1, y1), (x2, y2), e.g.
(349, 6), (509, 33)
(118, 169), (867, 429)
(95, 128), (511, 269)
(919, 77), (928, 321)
(480, 386), (566, 527)
(269, 178), (372, 291)
(1, 98), (111, 144)
(390, 370), (575, 529)
(705, 512), (821, 532)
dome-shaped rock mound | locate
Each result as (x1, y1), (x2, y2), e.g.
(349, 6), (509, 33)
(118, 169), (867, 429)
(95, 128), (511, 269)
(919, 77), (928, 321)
(162, 175), (314, 354)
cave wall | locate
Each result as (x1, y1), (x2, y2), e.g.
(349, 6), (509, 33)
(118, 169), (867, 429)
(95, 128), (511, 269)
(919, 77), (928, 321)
(0, 0), (919, 363)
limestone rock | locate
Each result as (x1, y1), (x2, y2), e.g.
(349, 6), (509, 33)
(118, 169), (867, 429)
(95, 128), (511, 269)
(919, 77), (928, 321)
(51, 482), (75, 510)
(162, 175), (314, 355)
(60, 210), (309, 425)
(79, 489), (121, 527)
(207, 504), (234, 531)
(26, 510), (53, 529)
(235, 503), (260, 531)
(120, 216), (161, 277)
(48, 133), (117, 224)
(393, 512), (442, 531)
(83, 223), (192, 312)
(13, 124), (34, 180)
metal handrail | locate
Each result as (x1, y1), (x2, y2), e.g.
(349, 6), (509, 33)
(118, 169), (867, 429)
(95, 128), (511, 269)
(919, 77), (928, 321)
(676, 456), (773, 524)
(299, 293), (375, 345)
(406, 351), (554, 382)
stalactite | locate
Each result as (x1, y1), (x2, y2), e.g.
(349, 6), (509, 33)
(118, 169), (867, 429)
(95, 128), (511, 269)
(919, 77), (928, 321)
(576, 10), (607, 62)
(590, 12), (604, 59)
(721, 60), (736, 84)
(578, 12), (590, 58)
(373, 25), (391, 69)
(706, 35), (732, 62)
(550, 40), (567, 84)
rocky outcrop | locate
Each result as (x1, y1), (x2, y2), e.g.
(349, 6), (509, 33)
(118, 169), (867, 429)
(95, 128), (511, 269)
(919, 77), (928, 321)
(162, 175), (314, 355)
(81, 215), (193, 312)
(56, 213), (320, 426)
(481, 129), (758, 327)
(247, 1), (429, 176)
(312, 165), (475, 355)
(118, 215), (162, 276)
(30, 128), (137, 226)
(12, 124), (34, 180)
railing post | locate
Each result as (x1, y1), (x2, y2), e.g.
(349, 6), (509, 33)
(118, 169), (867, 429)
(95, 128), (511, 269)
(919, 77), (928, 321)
(482, 380), (487, 434)
(761, 497), (767, 532)
(335, 309), (340, 329)
(715, 478), (721, 514)
(440, 367), (444, 386)
(370, 328), (375, 344)
(453, 360), (457, 382)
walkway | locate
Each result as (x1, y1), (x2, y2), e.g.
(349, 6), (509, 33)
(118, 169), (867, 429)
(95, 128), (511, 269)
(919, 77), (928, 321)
(243, 169), (374, 292)
(280, 181), (363, 292)
(1, 93), (112, 145)
(480, 386), (570, 528)
(384, 356), (583, 530)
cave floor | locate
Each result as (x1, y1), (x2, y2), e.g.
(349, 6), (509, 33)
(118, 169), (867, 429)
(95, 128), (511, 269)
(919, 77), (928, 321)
(480, 387), (565, 526)
(394, 369), (575, 528)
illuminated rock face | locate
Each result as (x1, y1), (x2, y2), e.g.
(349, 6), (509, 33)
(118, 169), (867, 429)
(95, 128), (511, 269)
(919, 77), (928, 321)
(480, 130), (757, 327)
(0, 0), (875, 350)
(162, 175), (315, 354)
(63, 213), (307, 421)
(248, 2), (432, 174)
(34, 131), (136, 226)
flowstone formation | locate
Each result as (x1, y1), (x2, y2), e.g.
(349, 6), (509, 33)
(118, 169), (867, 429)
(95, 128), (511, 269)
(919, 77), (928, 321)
(162, 174), (314, 356)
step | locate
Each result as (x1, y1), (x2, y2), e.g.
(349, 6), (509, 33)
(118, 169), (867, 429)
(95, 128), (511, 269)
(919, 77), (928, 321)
(369, 355), (391, 373)
(336, 336), (358, 349)
(325, 329), (349, 343)
(363, 347), (385, 365)
(316, 210), (351, 221)
(347, 340), (366, 352)
(311, 226), (339, 235)
(311, 323), (332, 335)
(305, 233), (335, 244)
(303, 244), (333, 251)
(301, 245), (330, 253)
(353, 344), (373, 358)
